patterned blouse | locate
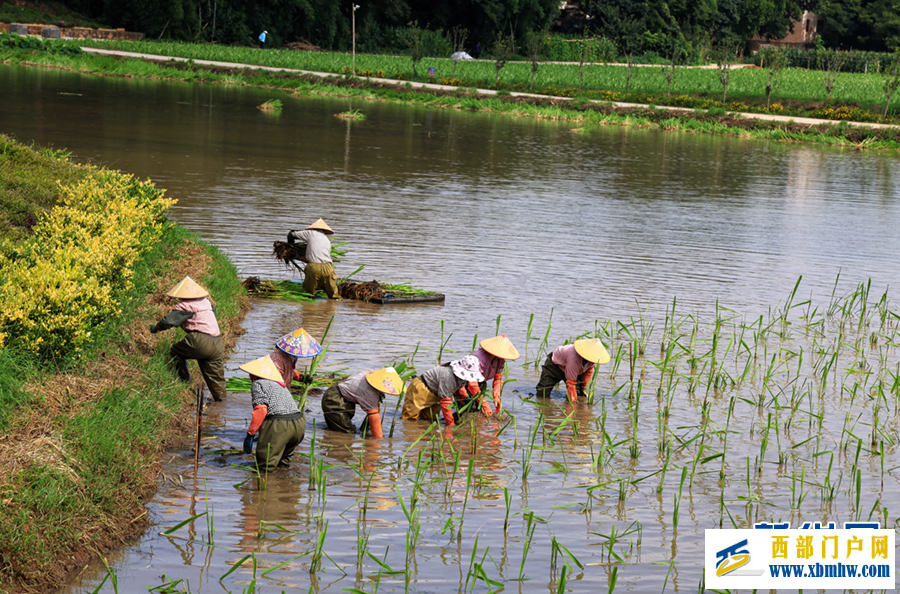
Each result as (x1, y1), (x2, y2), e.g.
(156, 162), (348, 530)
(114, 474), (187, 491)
(250, 378), (300, 417)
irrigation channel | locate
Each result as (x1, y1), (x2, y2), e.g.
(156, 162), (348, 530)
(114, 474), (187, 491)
(5, 63), (900, 592)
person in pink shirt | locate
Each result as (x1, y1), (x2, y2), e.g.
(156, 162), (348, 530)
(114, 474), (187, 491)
(535, 338), (610, 402)
(150, 276), (226, 401)
(463, 335), (520, 416)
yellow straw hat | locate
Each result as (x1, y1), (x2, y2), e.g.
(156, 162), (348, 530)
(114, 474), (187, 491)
(306, 218), (334, 235)
(574, 338), (611, 365)
(166, 276), (209, 299)
(480, 335), (520, 360)
(239, 355), (284, 384)
(365, 367), (404, 396)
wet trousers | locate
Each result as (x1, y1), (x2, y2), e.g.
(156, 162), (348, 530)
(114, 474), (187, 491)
(401, 377), (442, 421)
(256, 412), (306, 471)
(535, 355), (587, 399)
(321, 385), (377, 434)
(170, 331), (227, 401)
(304, 262), (340, 299)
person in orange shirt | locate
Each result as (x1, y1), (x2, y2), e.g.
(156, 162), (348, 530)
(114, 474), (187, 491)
(535, 338), (610, 402)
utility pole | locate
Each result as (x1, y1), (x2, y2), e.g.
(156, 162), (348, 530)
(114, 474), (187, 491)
(352, 4), (360, 75)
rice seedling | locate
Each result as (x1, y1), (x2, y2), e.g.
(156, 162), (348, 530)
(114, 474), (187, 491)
(256, 99), (282, 112)
(335, 108), (366, 119)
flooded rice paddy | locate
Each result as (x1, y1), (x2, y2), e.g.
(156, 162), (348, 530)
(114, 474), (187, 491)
(4, 64), (900, 592)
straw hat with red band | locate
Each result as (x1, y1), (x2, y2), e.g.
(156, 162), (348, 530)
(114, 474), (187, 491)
(306, 218), (334, 235)
(166, 276), (209, 299)
(239, 355), (284, 384)
(366, 367), (404, 395)
(480, 334), (520, 360)
(574, 338), (611, 365)
(276, 328), (323, 358)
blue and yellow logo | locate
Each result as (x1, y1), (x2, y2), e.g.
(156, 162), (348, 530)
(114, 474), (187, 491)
(716, 539), (750, 576)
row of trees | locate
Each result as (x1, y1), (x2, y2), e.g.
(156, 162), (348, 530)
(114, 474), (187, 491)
(57, 0), (900, 54)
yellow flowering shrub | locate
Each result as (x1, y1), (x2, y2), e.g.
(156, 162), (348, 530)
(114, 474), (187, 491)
(0, 170), (175, 359)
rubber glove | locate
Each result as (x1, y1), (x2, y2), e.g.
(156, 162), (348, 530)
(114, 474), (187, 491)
(492, 373), (504, 413)
(292, 369), (301, 384)
(243, 433), (257, 454)
(149, 324), (158, 334)
(580, 367), (594, 387)
(565, 379), (579, 403)
(365, 409), (383, 438)
(440, 397), (455, 426)
(467, 381), (480, 397)
(480, 396), (495, 416)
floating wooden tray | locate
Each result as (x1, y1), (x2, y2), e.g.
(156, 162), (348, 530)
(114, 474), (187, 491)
(370, 292), (445, 304)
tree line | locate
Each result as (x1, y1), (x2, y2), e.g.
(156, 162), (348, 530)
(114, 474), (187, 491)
(58, 0), (900, 55)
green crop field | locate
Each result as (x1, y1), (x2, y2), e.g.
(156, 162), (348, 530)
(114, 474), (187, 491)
(76, 39), (893, 111)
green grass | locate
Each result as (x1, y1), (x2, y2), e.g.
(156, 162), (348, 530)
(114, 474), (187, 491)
(0, 133), (91, 243)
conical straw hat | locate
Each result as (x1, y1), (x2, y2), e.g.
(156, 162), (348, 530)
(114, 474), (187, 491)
(306, 218), (334, 235)
(480, 335), (520, 360)
(239, 355), (284, 384)
(166, 276), (209, 299)
(365, 367), (404, 396)
(574, 338), (610, 364)
(276, 328), (323, 358)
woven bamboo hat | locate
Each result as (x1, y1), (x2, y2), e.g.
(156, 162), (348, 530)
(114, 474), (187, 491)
(574, 338), (610, 365)
(480, 335), (520, 360)
(306, 218), (334, 235)
(276, 328), (323, 358)
(365, 367), (404, 396)
(166, 276), (209, 299)
(239, 355), (283, 384)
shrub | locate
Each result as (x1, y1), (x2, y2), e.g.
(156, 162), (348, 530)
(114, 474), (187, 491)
(0, 170), (174, 359)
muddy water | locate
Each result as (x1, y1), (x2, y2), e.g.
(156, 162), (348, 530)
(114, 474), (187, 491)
(4, 63), (900, 592)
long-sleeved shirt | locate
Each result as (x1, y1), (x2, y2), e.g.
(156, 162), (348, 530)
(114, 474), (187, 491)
(551, 344), (595, 381)
(470, 348), (505, 383)
(338, 370), (383, 411)
(248, 378), (301, 435)
(269, 348), (297, 387)
(156, 298), (220, 336)
(420, 364), (466, 399)
(290, 229), (332, 263)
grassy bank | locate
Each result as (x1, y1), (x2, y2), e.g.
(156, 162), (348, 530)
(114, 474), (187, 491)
(0, 135), (246, 594)
(4, 45), (900, 151)
(71, 38), (900, 124)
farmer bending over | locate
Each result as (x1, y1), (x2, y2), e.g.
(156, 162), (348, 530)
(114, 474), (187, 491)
(322, 368), (404, 438)
(535, 338), (609, 402)
(240, 355), (306, 471)
(151, 276), (226, 402)
(289, 218), (341, 299)
(270, 327), (322, 386)
(402, 356), (484, 427)
(462, 335), (520, 416)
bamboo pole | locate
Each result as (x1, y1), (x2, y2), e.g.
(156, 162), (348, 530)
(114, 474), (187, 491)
(194, 385), (203, 475)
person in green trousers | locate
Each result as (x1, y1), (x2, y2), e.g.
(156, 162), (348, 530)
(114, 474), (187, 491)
(239, 355), (306, 471)
(151, 276), (226, 401)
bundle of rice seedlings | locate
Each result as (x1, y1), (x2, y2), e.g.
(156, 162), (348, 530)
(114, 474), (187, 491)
(272, 240), (307, 272)
(339, 280), (385, 301)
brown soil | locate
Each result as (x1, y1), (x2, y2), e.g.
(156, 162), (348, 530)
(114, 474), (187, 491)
(283, 40), (320, 52)
(0, 240), (248, 594)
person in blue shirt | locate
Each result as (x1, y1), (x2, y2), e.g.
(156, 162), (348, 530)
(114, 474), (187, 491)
(259, 30), (267, 49)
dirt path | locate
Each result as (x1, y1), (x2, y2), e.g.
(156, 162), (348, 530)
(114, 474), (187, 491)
(80, 46), (897, 130)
